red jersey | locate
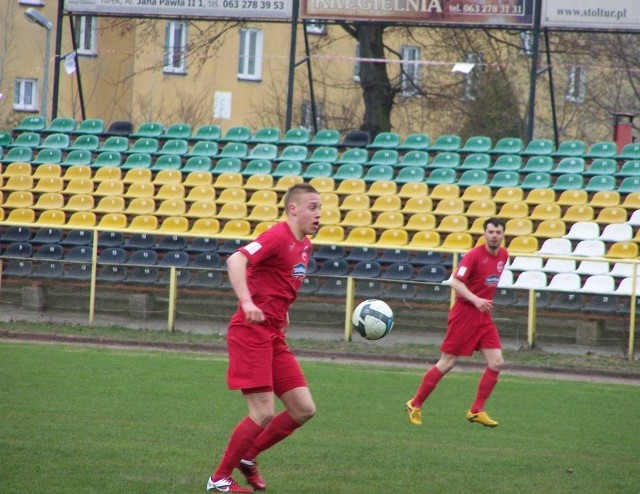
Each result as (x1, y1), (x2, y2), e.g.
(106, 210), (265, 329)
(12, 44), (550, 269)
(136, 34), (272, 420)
(237, 222), (312, 328)
(453, 244), (509, 304)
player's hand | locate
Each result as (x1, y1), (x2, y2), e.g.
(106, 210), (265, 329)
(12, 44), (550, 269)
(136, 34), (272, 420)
(281, 312), (290, 334)
(474, 297), (493, 312)
(241, 301), (265, 323)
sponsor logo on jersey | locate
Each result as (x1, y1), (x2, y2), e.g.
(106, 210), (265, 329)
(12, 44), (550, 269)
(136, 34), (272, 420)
(292, 263), (306, 279)
(244, 241), (262, 255)
(486, 274), (500, 285)
(497, 261), (505, 272)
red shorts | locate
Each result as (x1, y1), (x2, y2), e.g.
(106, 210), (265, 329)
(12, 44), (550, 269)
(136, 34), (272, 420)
(440, 302), (502, 356)
(226, 311), (307, 396)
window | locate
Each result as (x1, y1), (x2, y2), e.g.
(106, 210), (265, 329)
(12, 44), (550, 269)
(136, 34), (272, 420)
(238, 28), (263, 81)
(301, 100), (323, 130)
(14, 78), (39, 111)
(353, 42), (361, 82)
(400, 46), (420, 96)
(520, 31), (534, 56)
(462, 53), (482, 102)
(164, 21), (187, 74)
(566, 66), (586, 103)
(75, 16), (97, 56)
(305, 20), (326, 35)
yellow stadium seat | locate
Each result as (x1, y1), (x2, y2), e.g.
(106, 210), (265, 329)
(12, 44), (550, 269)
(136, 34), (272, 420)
(557, 189), (588, 206)
(252, 222), (277, 237)
(430, 183), (459, 200)
(466, 199), (496, 218)
(247, 189), (278, 206)
(123, 168), (153, 184)
(314, 225), (345, 243)
(128, 214), (159, 231)
(460, 185), (491, 202)
(505, 218), (533, 236)
(606, 241), (638, 259)
(370, 195), (402, 212)
(213, 172), (243, 189)
(190, 218), (220, 235)
(405, 213), (436, 231)
(529, 203), (561, 221)
(183, 171), (213, 187)
(66, 211), (96, 227)
(3, 162), (32, 177)
(319, 192), (339, 209)
(36, 209), (66, 225)
(217, 202), (248, 220)
(497, 201), (529, 219)
(63, 194), (94, 212)
(273, 175), (303, 192)
(595, 207), (627, 224)
(340, 209), (372, 227)
(589, 190), (620, 208)
(186, 185), (216, 203)
(216, 187), (246, 205)
(308, 177), (335, 193)
(408, 230), (441, 249)
(371, 211), (404, 230)
(247, 204), (279, 223)
(368, 180), (397, 197)
(219, 219), (251, 237)
(3, 191), (34, 209)
(62, 165), (92, 181)
(156, 199), (187, 217)
(155, 183), (185, 200)
(186, 201), (216, 218)
(153, 169), (182, 186)
(5, 208), (35, 224)
(335, 178), (367, 195)
(508, 235), (539, 253)
(525, 188), (555, 205)
(441, 232), (473, 251)
(98, 213), (128, 230)
(32, 163), (61, 180)
(34, 176), (63, 193)
(532, 219), (566, 238)
(398, 182), (428, 198)
(94, 196), (125, 214)
(3, 175), (33, 192)
(468, 216), (489, 234)
(125, 197), (156, 215)
(401, 196), (432, 214)
(244, 174), (273, 190)
(621, 192), (640, 210)
(157, 216), (189, 234)
(433, 198), (464, 216)
(376, 228), (409, 247)
(320, 207), (341, 225)
(63, 178), (94, 195)
(493, 186), (524, 204)
(94, 179), (124, 197)
(340, 193), (370, 211)
(93, 166), (122, 182)
(563, 205), (594, 223)
(437, 214), (469, 233)
(342, 226), (377, 245)
(124, 181), (155, 199)
(33, 192), (64, 210)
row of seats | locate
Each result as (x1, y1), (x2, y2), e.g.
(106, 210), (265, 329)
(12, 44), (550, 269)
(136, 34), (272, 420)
(504, 270), (639, 297)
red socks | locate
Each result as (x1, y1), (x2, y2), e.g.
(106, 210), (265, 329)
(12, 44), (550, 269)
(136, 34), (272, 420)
(412, 366), (445, 408)
(245, 410), (300, 459)
(213, 417), (264, 480)
(470, 367), (500, 413)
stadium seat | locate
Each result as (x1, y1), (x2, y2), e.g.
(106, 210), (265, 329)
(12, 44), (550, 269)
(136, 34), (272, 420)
(525, 187), (555, 205)
(509, 255), (543, 272)
(219, 125), (252, 143)
(572, 239), (605, 257)
(340, 209), (372, 228)
(595, 207), (627, 224)
(33, 193), (64, 211)
(529, 203), (561, 221)
(121, 153), (152, 170)
(363, 165), (394, 182)
(131, 121), (163, 139)
(186, 141), (218, 159)
(67, 134), (100, 152)
(397, 133), (430, 151)
(580, 275), (615, 294)
(242, 159), (272, 176)
(437, 215), (468, 233)
(521, 138), (554, 156)
(584, 175), (616, 193)
(305, 146), (339, 164)
(212, 158), (242, 175)
(307, 129), (340, 148)
(408, 231), (441, 249)
(9, 132), (40, 148)
(401, 196), (433, 215)
(3, 260), (33, 277)
(617, 177), (640, 194)
(71, 118), (105, 135)
(589, 190), (620, 208)
(427, 152), (460, 169)
(465, 199), (496, 217)
(551, 140), (585, 157)
(441, 232), (473, 251)
(563, 205), (594, 223)
(575, 260), (610, 276)
(512, 270), (547, 290)
(366, 132), (400, 149)
(278, 127), (310, 146)
(598, 223), (633, 242)
(584, 158), (617, 176)
(302, 162), (333, 179)
(63, 193), (95, 212)
(488, 171), (520, 188)
(5, 208), (36, 224)
(104, 120), (133, 137)
(217, 142), (248, 160)
(376, 228), (408, 247)
(521, 173), (553, 191)
(552, 173), (584, 191)
(367, 150), (399, 167)
(368, 180), (397, 197)
(97, 136), (129, 153)
(505, 218), (533, 236)
(490, 137), (523, 155)
(532, 219), (566, 238)
(583, 141), (617, 159)
(31, 148), (63, 165)
(606, 241), (638, 259)
(551, 157), (585, 175)
(395, 167), (425, 183)
(616, 160), (640, 177)
(14, 115), (46, 133)
(457, 170), (488, 187)
(429, 134), (460, 152)
(426, 168), (456, 185)
(155, 139), (188, 156)
(616, 143), (640, 160)
(125, 138), (159, 155)
(508, 235), (538, 253)
(370, 195), (401, 213)
(191, 124), (221, 142)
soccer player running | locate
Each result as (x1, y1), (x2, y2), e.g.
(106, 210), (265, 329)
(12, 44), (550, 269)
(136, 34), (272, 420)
(405, 217), (508, 428)
(206, 184), (322, 493)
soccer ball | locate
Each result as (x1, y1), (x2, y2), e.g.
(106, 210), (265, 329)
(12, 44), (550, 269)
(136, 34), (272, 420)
(352, 299), (394, 341)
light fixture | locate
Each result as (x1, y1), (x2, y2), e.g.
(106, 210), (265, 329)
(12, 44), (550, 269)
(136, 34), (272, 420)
(24, 7), (52, 122)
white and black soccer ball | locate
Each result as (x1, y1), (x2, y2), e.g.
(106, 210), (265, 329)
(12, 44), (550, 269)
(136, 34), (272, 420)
(352, 299), (394, 341)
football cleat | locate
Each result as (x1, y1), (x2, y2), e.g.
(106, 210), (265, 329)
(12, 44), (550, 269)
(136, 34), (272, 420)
(466, 410), (498, 427)
(206, 476), (253, 493)
(238, 459), (266, 491)
(405, 400), (422, 426)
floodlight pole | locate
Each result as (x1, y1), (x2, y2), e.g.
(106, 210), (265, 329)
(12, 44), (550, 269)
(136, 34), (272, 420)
(525, 0), (543, 144)
(24, 8), (53, 123)
(285, 0), (300, 131)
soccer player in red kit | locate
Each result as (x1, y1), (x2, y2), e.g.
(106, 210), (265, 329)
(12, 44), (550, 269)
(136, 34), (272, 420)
(405, 217), (508, 428)
(206, 184), (321, 493)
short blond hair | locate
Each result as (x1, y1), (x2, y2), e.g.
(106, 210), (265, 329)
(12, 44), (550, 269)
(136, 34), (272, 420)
(284, 183), (318, 207)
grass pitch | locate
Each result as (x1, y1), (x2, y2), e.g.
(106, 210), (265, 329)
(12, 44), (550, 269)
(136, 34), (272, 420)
(1, 342), (639, 493)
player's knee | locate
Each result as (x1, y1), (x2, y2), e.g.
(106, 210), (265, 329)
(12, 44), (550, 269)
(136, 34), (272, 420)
(251, 409), (276, 427)
(293, 402), (316, 424)
(488, 356), (504, 371)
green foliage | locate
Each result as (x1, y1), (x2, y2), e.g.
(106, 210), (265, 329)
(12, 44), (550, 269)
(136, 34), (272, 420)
(1, 343), (639, 493)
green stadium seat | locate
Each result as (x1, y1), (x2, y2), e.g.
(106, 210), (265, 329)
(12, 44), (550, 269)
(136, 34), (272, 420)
(152, 155), (182, 170)
(0, 146), (32, 164)
(70, 118), (105, 135)
(459, 153), (491, 170)
(397, 150), (429, 168)
(397, 133), (430, 151)
(14, 116), (46, 133)
(186, 141), (218, 158)
(363, 165), (394, 182)
(584, 175), (617, 193)
(125, 137), (159, 155)
(335, 148), (368, 165)
(212, 157), (242, 175)
(551, 140), (585, 157)
(219, 125), (251, 143)
(366, 149), (399, 166)
(616, 160), (640, 177)
(31, 148), (62, 165)
(426, 152), (460, 169)
(0, 131), (11, 147)
(304, 146), (339, 163)
(42, 117), (76, 134)
(278, 127), (310, 145)
(37, 133), (70, 150)
(490, 154), (522, 171)
(161, 123), (192, 140)
(521, 172), (552, 190)
(308, 129), (340, 147)
(302, 162), (333, 179)
(190, 124), (221, 142)
(488, 171), (520, 188)
(122, 152), (152, 170)
(618, 177), (640, 194)
(367, 132), (400, 149)
(490, 137), (523, 155)
(249, 127), (280, 144)
(156, 139), (189, 156)
(246, 143), (278, 161)
(521, 138), (554, 156)
(276, 145), (308, 162)
(130, 121), (164, 138)
(552, 173), (584, 191)
(67, 134), (99, 151)
(460, 136), (492, 153)
(429, 134), (461, 152)
(550, 157), (585, 175)
(97, 136), (129, 153)
(583, 158), (616, 176)
(217, 142), (248, 159)
(583, 141), (617, 159)
(182, 156), (212, 173)
(61, 149), (93, 167)
(458, 170), (488, 187)
(616, 143), (640, 160)
(242, 159), (273, 176)
(272, 160), (302, 177)
(522, 156), (553, 173)
(426, 168), (456, 185)
(9, 132), (40, 148)
(395, 166), (425, 183)
(333, 164), (364, 180)
(91, 151), (122, 168)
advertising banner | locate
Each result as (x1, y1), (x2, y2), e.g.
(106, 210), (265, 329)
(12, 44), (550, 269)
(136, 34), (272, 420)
(542, 0), (640, 31)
